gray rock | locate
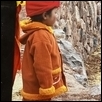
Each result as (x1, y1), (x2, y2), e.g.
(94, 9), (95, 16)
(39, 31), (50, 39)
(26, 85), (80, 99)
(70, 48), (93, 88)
(89, 85), (101, 95)
(57, 39), (87, 86)
(53, 29), (66, 40)
(74, 74), (87, 87)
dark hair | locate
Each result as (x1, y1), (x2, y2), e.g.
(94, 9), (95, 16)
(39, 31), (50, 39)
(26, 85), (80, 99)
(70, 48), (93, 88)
(30, 8), (55, 22)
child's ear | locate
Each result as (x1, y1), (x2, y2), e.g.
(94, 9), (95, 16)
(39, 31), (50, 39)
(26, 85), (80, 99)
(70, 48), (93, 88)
(42, 12), (47, 20)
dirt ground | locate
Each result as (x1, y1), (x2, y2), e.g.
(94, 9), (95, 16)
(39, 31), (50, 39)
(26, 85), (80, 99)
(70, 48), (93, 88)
(85, 45), (101, 86)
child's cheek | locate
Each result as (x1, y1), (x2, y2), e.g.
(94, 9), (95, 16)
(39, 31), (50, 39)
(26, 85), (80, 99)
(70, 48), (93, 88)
(51, 13), (57, 23)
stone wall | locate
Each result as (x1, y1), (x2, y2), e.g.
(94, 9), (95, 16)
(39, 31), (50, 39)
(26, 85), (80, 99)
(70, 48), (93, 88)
(54, 1), (101, 61)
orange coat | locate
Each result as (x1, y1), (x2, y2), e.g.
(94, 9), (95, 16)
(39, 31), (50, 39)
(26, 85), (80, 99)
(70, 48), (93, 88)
(13, 3), (21, 82)
(13, 1), (26, 83)
(20, 22), (67, 100)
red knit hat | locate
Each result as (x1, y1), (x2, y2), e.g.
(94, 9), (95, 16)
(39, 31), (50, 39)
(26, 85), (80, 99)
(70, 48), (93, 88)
(26, 1), (60, 17)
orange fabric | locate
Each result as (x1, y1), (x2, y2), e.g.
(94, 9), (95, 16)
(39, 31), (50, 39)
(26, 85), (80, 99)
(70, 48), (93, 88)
(13, 4), (21, 82)
(26, 1), (60, 16)
(20, 22), (67, 100)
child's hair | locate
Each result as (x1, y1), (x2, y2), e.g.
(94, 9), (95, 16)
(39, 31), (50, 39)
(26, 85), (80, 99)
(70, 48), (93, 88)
(30, 8), (55, 22)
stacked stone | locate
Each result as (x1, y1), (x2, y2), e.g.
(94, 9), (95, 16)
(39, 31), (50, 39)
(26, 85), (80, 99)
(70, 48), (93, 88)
(54, 1), (101, 61)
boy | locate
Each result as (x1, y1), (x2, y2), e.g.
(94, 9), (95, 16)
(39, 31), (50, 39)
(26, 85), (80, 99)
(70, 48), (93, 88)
(20, 1), (67, 101)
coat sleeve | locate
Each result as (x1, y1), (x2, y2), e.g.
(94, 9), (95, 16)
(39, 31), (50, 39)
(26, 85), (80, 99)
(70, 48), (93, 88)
(30, 41), (55, 95)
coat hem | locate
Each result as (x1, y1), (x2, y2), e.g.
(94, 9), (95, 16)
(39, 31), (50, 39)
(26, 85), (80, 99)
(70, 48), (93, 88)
(20, 85), (68, 100)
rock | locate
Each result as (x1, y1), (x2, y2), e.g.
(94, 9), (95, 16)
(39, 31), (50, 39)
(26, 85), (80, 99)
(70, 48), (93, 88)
(57, 39), (87, 85)
(66, 20), (72, 37)
(51, 97), (63, 101)
(80, 19), (86, 32)
(80, 99), (98, 101)
(53, 29), (66, 41)
(74, 74), (87, 87)
(92, 1), (97, 28)
(97, 15), (101, 30)
(97, 2), (101, 15)
(78, 1), (84, 18)
(75, 6), (80, 22)
(59, 19), (66, 29)
(89, 85), (101, 95)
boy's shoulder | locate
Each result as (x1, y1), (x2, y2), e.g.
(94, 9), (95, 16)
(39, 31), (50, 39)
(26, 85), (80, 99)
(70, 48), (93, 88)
(34, 28), (52, 37)
(31, 29), (53, 43)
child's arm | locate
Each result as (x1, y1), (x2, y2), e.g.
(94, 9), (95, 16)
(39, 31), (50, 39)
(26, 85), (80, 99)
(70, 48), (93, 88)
(30, 38), (55, 95)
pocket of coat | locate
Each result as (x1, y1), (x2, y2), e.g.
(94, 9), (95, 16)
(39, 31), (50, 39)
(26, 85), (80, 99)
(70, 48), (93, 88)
(53, 73), (61, 85)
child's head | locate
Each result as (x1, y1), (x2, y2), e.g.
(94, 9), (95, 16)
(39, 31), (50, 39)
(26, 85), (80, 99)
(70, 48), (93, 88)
(30, 8), (58, 26)
(26, 1), (60, 26)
